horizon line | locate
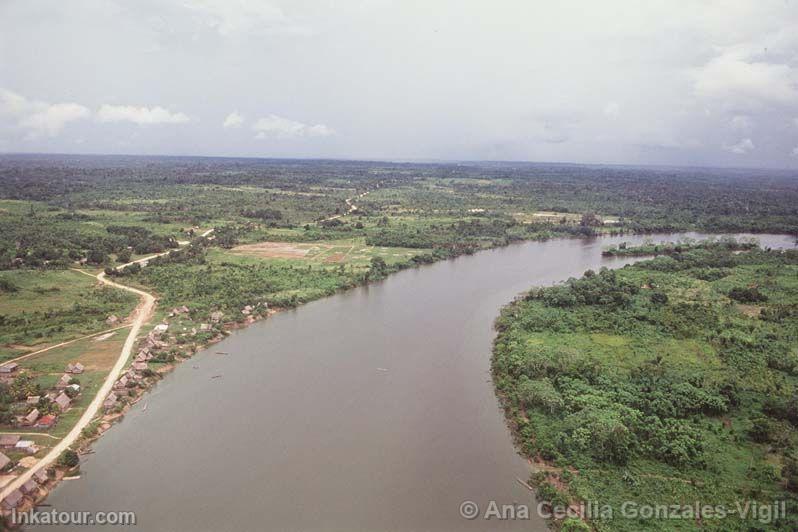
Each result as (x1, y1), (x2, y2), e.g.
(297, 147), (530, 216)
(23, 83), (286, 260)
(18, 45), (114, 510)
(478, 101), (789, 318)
(1, 150), (797, 174)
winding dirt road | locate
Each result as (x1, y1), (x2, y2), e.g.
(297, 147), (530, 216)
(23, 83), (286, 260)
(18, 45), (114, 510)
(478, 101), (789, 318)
(321, 190), (369, 222)
(0, 229), (213, 504)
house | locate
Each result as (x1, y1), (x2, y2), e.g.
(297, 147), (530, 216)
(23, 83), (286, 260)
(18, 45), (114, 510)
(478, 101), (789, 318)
(106, 314), (119, 326)
(153, 323), (169, 333)
(54, 392), (71, 412)
(33, 469), (49, 484)
(210, 311), (224, 323)
(0, 435), (20, 448)
(20, 479), (38, 496)
(68, 384), (80, 393)
(56, 374), (72, 389)
(23, 408), (40, 426)
(0, 362), (19, 374)
(35, 415), (56, 429)
(113, 376), (128, 390)
(142, 334), (167, 350)
(65, 362), (84, 374)
(14, 440), (37, 454)
(26, 395), (40, 405)
(0, 452), (10, 471)
(134, 353), (148, 363)
(103, 392), (118, 412)
(132, 362), (148, 373)
(199, 323), (211, 331)
(1, 489), (23, 510)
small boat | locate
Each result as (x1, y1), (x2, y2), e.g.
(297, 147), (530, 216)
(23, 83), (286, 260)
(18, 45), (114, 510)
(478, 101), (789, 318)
(215, 351), (229, 355)
(142, 403), (148, 412)
(211, 374), (222, 379)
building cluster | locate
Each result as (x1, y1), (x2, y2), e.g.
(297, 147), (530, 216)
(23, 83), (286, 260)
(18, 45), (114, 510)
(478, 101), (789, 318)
(0, 435), (52, 513)
(102, 322), (169, 413)
(0, 360), (83, 431)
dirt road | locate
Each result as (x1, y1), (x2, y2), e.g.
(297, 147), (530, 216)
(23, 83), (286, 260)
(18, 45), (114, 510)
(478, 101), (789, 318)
(0, 229), (213, 504)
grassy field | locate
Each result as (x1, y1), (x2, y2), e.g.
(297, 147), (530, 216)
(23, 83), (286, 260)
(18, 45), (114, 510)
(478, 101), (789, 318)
(0, 269), (137, 357)
(230, 237), (427, 266)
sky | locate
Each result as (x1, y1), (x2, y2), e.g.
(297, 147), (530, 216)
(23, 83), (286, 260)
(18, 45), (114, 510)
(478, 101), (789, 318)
(1, 0), (797, 168)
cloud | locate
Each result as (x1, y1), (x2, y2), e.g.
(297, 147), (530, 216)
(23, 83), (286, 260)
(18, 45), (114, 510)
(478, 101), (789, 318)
(0, 88), (90, 137)
(181, 0), (310, 37)
(693, 52), (798, 108)
(223, 111), (245, 128)
(723, 138), (755, 154)
(97, 104), (190, 125)
(252, 114), (335, 139)
(0, 89), (28, 116)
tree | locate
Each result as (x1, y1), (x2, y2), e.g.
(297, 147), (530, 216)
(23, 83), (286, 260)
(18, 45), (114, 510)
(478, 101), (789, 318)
(650, 291), (668, 305)
(117, 249), (132, 263)
(580, 212), (602, 227)
(58, 449), (80, 468)
(86, 249), (108, 265)
(369, 256), (388, 277)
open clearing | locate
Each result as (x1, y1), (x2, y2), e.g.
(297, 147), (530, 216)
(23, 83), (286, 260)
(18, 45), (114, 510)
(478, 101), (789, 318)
(0, 269), (98, 315)
(230, 238), (424, 266)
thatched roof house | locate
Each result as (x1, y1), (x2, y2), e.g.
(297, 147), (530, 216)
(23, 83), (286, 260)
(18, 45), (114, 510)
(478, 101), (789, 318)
(1, 489), (23, 510)
(54, 392), (71, 412)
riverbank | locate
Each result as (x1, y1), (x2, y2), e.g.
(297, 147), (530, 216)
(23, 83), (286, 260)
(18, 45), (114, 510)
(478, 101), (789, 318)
(0, 225), (583, 523)
(4, 232), (794, 527)
(0, 233), (216, 522)
(491, 242), (798, 531)
(30, 231), (793, 531)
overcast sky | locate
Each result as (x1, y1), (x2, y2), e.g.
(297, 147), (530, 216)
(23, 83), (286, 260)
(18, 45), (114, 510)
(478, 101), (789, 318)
(1, 0), (797, 168)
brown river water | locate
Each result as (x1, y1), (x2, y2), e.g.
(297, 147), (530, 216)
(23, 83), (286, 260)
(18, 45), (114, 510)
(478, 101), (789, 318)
(37, 233), (796, 531)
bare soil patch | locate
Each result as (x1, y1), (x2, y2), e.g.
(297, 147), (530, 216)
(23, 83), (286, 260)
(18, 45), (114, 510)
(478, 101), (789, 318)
(231, 242), (314, 259)
(324, 253), (346, 263)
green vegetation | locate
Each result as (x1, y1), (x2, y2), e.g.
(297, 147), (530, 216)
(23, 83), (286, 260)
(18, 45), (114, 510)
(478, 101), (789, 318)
(111, 238), (441, 317)
(1, 155), (797, 519)
(2, 157), (797, 277)
(58, 449), (79, 468)
(0, 269), (137, 354)
(602, 236), (758, 257)
(493, 246), (798, 531)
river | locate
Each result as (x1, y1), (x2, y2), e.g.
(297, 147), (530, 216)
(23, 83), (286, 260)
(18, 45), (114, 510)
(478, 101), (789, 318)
(38, 233), (796, 531)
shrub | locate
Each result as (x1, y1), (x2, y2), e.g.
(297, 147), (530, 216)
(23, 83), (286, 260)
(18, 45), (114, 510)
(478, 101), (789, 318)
(728, 286), (768, 303)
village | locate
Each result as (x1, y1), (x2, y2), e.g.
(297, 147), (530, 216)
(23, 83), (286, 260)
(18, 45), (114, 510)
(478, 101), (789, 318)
(0, 299), (265, 518)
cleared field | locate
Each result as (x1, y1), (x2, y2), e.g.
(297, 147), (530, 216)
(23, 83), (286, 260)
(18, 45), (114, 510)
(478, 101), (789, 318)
(512, 211), (581, 223)
(230, 237), (426, 266)
(0, 269), (137, 353)
(0, 269), (98, 315)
